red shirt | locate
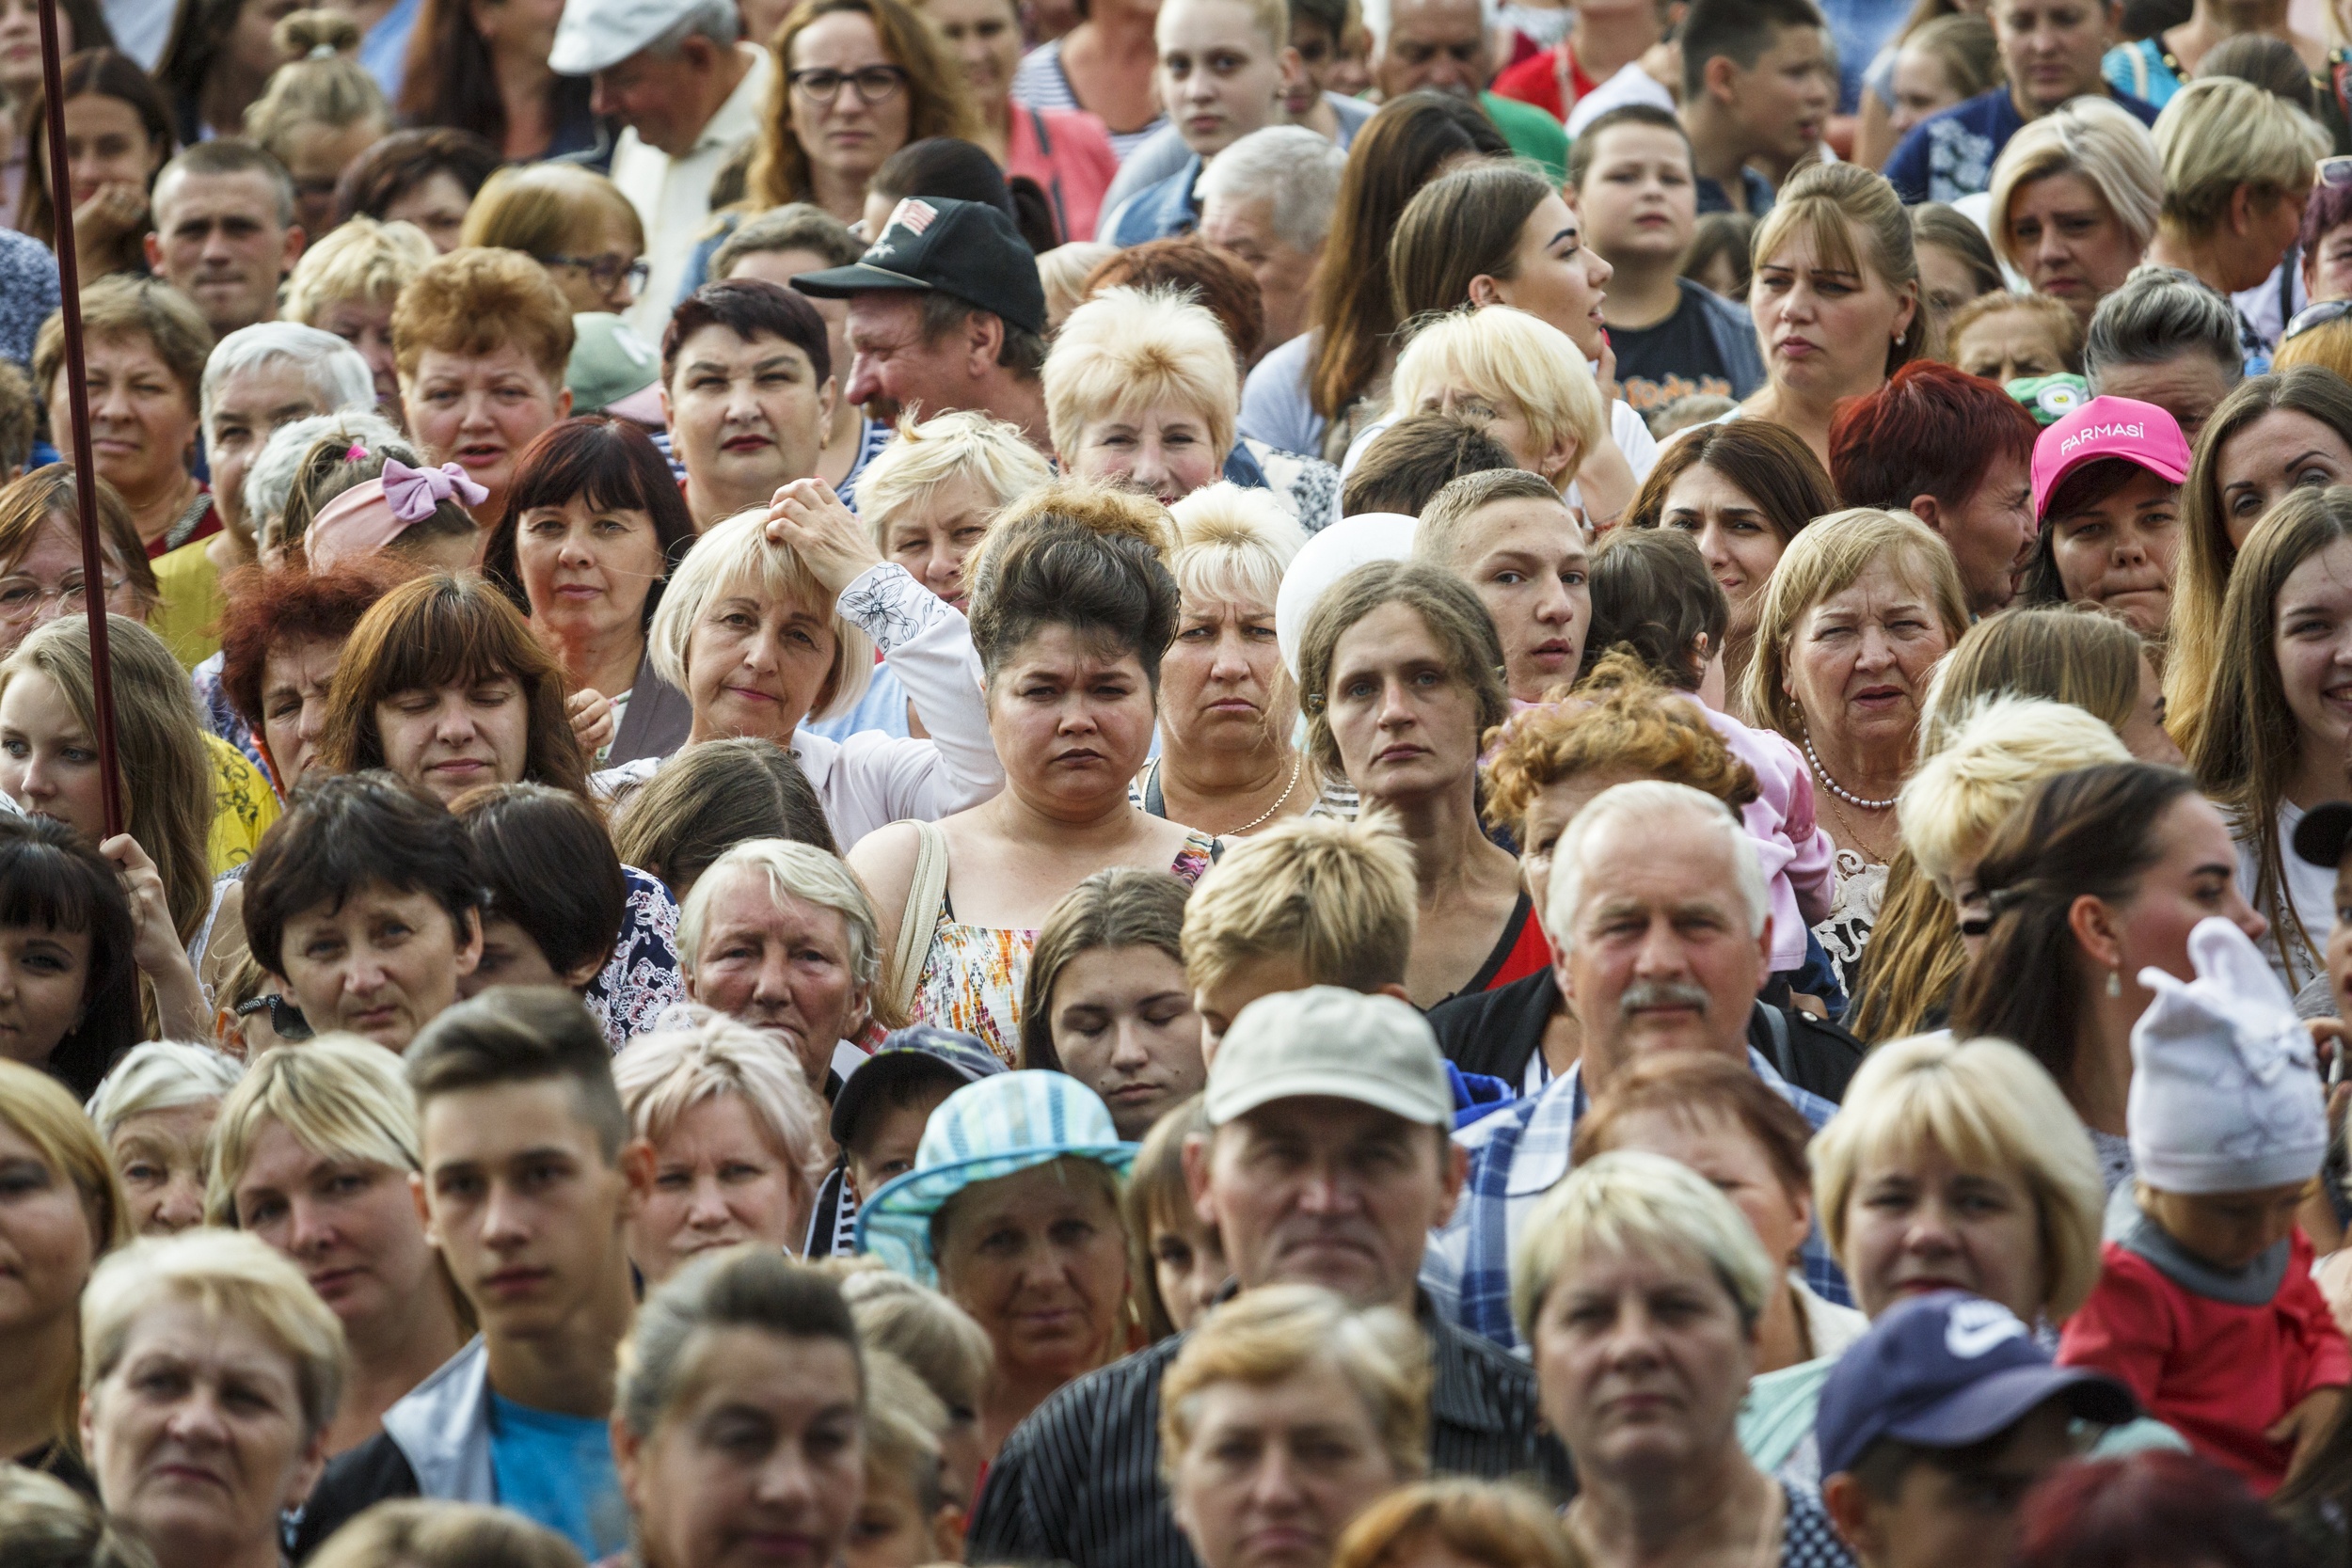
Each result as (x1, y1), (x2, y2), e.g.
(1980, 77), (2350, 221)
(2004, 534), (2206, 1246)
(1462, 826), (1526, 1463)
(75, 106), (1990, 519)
(1491, 43), (1597, 123)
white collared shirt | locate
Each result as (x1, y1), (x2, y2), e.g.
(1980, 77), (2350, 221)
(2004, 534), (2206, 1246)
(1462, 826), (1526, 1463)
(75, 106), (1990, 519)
(612, 43), (775, 339)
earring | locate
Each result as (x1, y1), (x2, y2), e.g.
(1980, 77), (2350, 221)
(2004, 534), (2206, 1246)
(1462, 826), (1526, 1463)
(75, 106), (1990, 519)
(2106, 968), (2123, 998)
(1895, 331), (1907, 348)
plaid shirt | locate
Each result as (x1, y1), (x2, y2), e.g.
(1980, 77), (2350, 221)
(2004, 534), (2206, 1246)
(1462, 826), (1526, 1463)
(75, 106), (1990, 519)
(1422, 1046), (1849, 1352)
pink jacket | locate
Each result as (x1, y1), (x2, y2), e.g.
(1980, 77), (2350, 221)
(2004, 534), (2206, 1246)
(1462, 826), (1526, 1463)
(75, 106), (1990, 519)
(1691, 700), (1837, 974)
(1007, 103), (1120, 244)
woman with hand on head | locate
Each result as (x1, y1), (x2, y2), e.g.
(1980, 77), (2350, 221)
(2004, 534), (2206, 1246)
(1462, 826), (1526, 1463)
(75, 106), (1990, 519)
(1019, 869), (1203, 1142)
(1985, 98), (2164, 329)
(206, 1037), (469, 1455)
(87, 1041), (242, 1237)
(14, 49), (169, 285)
(854, 408), (1053, 614)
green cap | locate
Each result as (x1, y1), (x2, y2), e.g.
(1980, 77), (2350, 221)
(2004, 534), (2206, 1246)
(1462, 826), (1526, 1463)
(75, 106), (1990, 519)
(565, 312), (665, 424)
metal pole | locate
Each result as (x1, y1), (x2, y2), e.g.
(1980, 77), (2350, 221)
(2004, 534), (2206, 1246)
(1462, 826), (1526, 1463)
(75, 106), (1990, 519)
(34, 0), (124, 838)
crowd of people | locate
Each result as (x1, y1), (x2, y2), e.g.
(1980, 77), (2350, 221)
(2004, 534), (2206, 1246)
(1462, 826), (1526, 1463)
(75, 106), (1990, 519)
(14, 0), (2352, 1565)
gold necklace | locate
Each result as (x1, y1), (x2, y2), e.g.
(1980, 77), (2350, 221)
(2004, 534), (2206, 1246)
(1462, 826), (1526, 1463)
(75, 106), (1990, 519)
(1218, 753), (1303, 836)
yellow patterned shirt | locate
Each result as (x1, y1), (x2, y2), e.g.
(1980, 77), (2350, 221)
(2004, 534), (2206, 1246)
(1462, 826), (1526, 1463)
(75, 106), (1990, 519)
(205, 734), (278, 873)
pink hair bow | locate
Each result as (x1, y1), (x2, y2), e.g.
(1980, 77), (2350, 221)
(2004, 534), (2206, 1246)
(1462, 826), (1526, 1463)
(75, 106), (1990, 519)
(380, 457), (488, 522)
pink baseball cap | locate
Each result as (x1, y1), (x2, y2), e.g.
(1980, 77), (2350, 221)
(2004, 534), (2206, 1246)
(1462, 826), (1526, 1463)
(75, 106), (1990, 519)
(2030, 394), (2191, 522)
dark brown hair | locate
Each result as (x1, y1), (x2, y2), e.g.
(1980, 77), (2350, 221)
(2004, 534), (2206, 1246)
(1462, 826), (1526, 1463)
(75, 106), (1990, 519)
(483, 418), (699, 627)
(1582, 527), (1730, 691)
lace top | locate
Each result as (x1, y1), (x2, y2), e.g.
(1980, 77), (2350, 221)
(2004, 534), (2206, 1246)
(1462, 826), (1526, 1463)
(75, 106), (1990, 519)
(1810, 849), (1886, 1004)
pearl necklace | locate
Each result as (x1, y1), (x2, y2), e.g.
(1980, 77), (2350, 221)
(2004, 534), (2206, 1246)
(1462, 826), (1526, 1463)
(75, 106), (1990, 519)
(1803, 731), (1899, 811)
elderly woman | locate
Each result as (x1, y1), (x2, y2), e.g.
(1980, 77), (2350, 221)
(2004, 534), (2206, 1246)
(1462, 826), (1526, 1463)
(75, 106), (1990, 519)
(1738, 508), (1970, 997)
(483, 418), (698, 768)
(206, 1037), (469, 1456)
(0, 466), (157, 656)
(80, 1229), (345, 1568)
(86, 1041), (243, 1237)
(217, 562), (395, 798)
(614, 1007), (833, 1279)
(1985, 97), (2165, 328)
(459, 165), (648, 318)
(2083, 266), (2249, 447)
(661, 280), (839, 536)
(850, 487), (1211, 1061)
(611, 738), (838, 898)
(1513, 1150), (1852, 1568)
(708, 206), (882, 495)
(860, 1070), (1135, 1451)
(2020, 394), (2189, 639)
(855, 408), (1054, 612)
(1046, 287), (1243, 510)
(285, 216), (439, 429)
(391, 246), (577, 528)
(2144, 78), (2325, 325)
(1019, 869), (1201, 1140)
(0, 1059), (129, 1486)
(749, 0), (979, 225)
(1375, 308), (1612, 522)
(612, 1248), (867, 1568)
(33, 275), (215, 556)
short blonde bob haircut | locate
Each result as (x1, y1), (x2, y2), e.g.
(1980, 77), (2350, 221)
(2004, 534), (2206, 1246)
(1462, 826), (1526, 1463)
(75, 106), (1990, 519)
(648, 505), (876, 722)
(1811, 1033), (2106, 1319)
(1045, 286), (1240, 466)
(1511, 1148), (1774, 1347)
(855, 409), (1054, 558)
(1168, 481), (1308, 613)
(1737, 507), (1971, 744)
(285, 215), (437, 325)
(1332, 1479), (1583, 1568)
(86, 1040), (244, 1141)
(613, 1006), (833, 1198)
(204, 1036), (422, 1227)
(459, 163), (647, 262)
(1899, 695), (2130, 892)
(1181, 815), (1416, 998)
(1987, 97), (2163, 276)
(82, 1227), (349, 1442)
(1160, 1284), (1431, 1488)
(1387, 307), (1607, 491)
(2152, 76), (2328, 238)
(677, 840), (886, 1019)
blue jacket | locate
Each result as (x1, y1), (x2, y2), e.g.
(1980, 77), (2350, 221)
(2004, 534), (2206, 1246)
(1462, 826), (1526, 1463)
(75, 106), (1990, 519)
(1101, 154), (1203, 246)
(1885, 86), (2158, 205)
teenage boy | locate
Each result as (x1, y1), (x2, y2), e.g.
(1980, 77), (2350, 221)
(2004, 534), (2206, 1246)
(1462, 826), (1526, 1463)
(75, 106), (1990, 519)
(804, 1023), (1004, 1259)
(1677, 0), (1836, 217)
(1340, 411), (1514, 517)
(1569, 106), (1765, 413)
(1818, 1292), (2137, 1568)
(293, 987), (654, 1562)
(1413, 469), (1589, 706)
(1100, 0), (1301, 245)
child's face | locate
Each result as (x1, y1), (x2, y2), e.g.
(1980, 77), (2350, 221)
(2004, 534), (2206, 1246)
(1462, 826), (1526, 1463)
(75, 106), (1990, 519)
(2329, 856), (2352, 1022)
(1193, 952), (1314, 1058)
(2139, 1180), (2309, 1272)
(1152, 1210), (1230, 1333)
(1827, 1402), (2076, 1568)
(847, 1081), (957, 1201)
(842, 1466), (950, 1568)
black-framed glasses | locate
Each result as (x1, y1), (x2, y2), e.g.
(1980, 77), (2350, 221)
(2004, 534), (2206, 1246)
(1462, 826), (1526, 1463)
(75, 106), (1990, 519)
(539, 252), (650, 294)
(2287, 298), (2352, 342)
(787, 64), (909, 104)
(235, 992), (313, 1040)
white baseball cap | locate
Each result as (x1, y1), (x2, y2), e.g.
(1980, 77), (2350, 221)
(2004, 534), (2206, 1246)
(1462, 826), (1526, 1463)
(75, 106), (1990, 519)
(1204, 986), (1454, 1128)
(1273, 512), (1417, 681)
(549, 0), (697, 76)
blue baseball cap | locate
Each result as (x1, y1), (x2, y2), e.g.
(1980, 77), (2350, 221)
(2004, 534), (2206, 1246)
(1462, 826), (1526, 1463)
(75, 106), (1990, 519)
(827, 1024), (1005, 1148)
(1816, 1292), (2137, 1480)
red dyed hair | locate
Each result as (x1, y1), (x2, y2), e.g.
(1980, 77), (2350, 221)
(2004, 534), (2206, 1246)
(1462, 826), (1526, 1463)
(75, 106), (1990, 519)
(217, 562), (405, 790)
(1827, 359), (2041, 513)
(2014, 1453), (2302, 1568)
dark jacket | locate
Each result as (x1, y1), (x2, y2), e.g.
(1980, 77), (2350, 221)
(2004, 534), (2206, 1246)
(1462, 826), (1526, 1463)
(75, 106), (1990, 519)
(1680, 278), (1769, 401)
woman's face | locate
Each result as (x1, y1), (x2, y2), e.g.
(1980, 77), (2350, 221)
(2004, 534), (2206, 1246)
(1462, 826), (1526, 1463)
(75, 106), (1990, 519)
(50, 333), (198, 505)
(0, 917), (91, 1073)
(1325, 600), (1482, 807)
(59, 92), (163, 209)
(1047, 944), (1204, 1141)
(617, 1326), (866, 1568)
(989, 626), (1159, 815)
(683, 863), (871, 1088)
(2280, 537), (2352, 776)
(230, 1119), (437, 1338)
(2216, 409), (2352, 549)
(311, 296), (403, 420)
(0, 0), (59, 103)
(0, 1116), (98, 1344)
(2102, 793), (2266, 997)
(2089, 353), (2236, 450)
(1150, 1209), (1229, 1335)
(1479, 193), (1610, 360)
(382, 170), (474, 253)
(1915, 241), (1990, 344)
(2005, 171), (2139, 323)
(1158, 0), (1294, 160)
(1750, 221), (1915, 403)
(1528, 1243), (1755, 1484)
(1949, 305), (2068, 385)
(0, 669), (104, 839)
(629, 1093), (813, 1285)
(2043, 467), (2179, 637)
(789, 11), (914, 190)
(936, 1160), (1129, 1386)
(922, 0), (1025, 106)
(2119, 649), (2184, 766)
(259, 633), (347, 797)
(683, 576), (840, 746)
(225, 0), (307, 83)
(0, 512), (143, 657)
(1840, 1140), (2045, 1320)
(275, 880), (482, 1051)
(111, 1103), (218, 1237)
(1161, 588), (1288, 758)
(402, 343), (568, 512)
(373, 673), (533, 803)
(1066, 404), (1224, 506)
(1656, 464), (1788, 623)
(1168, 1357), (1404, 1568)
(516, 495), (668, 653)
(83, 1301), (326, 1568)
(725, 247), (854, 393)
(1887, 42), (1964, 135)
(878, 472), (995, 610)
(1783, 558), (1951, 758)
(1602, 1107), (1810, 1276)
(2308, 218), (2352, 304)
(282, 118), (384, 240)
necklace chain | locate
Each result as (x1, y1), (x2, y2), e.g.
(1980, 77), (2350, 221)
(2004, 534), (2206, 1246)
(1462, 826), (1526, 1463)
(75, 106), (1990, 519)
(1224, 753), (1303, 835)
(1802, 730), (1899, 811)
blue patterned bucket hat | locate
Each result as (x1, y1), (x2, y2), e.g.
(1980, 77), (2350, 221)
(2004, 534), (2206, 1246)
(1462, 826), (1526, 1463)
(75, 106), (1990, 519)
(854, 1069), (1137, 1285)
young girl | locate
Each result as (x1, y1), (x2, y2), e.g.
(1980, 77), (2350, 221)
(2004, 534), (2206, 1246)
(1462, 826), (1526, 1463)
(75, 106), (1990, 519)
(1120, 1095), (1227, 1339)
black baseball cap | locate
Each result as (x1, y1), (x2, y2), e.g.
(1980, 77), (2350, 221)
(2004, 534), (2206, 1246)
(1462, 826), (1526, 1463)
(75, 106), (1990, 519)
(791, 196), (1047, 338)
(2295, 800), (2352, 869)
(828, 1023), (1006, 1148)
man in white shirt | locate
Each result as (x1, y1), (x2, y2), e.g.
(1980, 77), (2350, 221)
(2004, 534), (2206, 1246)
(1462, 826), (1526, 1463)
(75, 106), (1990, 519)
(550, 0), (773, 340)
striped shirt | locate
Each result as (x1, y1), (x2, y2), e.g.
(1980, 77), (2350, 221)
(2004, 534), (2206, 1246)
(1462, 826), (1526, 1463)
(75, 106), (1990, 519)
(1011, 40), (1166, 161)
(966, 1297), (1575, 1568)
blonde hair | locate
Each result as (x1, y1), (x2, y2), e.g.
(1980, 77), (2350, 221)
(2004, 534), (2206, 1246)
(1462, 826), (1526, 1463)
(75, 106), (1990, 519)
(33, 274), (213, 412)
(855, 409), (1054, 556)
(1044, 286), (1241, 465)
(203, 1036), (422, 1227)
(1387, 308), (1607, 491)
(285, 216), (437, 324)
(2152, 76), (2328, 239)
(304, 1500), (586, 1568)
(1811, 1033), (2105, 1319)
(1919, 603), (2146, 755)
(458, 163), (646, 261)
(648, 505), (876, 721)
(1332, 1480), (1586, 1568)
(244, 11), (389, 160)
(613, 1007), (833, 1198)
(86, 1040), (243, 1140)
(1736, 507), (1970, 743)
(1986, 97), (2164, 274)
(864, 1350), (948, 1511)
(2275, 312), (2352, 380)
(1159, 1284), (1430, 1487)
(1168, 481), (1308, 611)
(834, 1263), (993, 1417)
(1157, 0), (1288, 50)
(1511, 1148), (1774, 1347)
(1749, 162), (1924, 372)
(1181, 815), (1416, 996)
(82, 1228), (348, 1442)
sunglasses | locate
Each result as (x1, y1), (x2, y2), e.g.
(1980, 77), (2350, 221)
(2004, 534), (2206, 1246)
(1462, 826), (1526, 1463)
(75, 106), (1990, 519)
(235, 992), (314, 1040)
(2286, 298), (2352, 343)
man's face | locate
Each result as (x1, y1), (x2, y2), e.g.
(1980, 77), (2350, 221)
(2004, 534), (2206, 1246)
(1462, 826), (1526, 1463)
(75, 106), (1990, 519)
(1823, 1403), (2078, 1568)
(1713, 24), (1834, 165)
(842, 293), (980, 424)
(1551, 816), (1770, 1088)
(1189, 1096), (1464, 1312)
(1447, 497), (1590, 705)
(206, 357), (332, 541)
(1373, 0), (1488, 100)
(590, 43), (712, 159)
(1200, 192), (1323, 356)
(1994, 0), (2116, 115)
(147, 170), (301, 337)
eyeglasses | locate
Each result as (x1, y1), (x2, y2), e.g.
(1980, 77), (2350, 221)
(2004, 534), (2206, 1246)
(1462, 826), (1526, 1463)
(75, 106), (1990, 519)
(2286, 298), (2352, 342)
(0, 572), (123, 625)
(540, 253), (651, 294)
(787, 65), (909, 104)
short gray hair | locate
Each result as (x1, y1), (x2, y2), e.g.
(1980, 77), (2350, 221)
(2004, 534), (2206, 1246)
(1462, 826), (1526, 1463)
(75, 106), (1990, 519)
(86, 1041), (244, 1140)
(1545, 779), (1768, 954)
(245, 409), (409, 545)
(677, 837), (884, 997)
(1195, 127), (1348, 253)
(2084, 264), (2246, 389)
(200, 323), (375, 442)
(644, 0), (740, 55)
(1359, 0), (1496, 53)
(711, 202), (864, 279)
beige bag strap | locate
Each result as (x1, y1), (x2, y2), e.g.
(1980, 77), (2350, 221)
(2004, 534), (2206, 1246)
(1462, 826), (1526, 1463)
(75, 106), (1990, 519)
(885, 818), (949, 1020)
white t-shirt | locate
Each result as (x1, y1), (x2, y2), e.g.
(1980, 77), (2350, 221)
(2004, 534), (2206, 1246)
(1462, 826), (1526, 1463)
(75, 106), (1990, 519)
(2239, 798), (2337, 993)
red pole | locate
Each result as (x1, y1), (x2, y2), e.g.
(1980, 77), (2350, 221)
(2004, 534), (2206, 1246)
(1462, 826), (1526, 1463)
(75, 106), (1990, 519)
(34, 0), (123, 839)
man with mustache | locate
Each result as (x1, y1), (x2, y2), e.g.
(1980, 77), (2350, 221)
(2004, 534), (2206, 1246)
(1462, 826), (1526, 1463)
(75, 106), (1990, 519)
(968, 986), (1571, 1568)
(1423, 779), (1857, 1352)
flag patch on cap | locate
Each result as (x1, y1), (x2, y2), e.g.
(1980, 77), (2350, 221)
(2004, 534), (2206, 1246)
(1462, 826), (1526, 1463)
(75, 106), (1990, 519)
(890, 198), (938, 236)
